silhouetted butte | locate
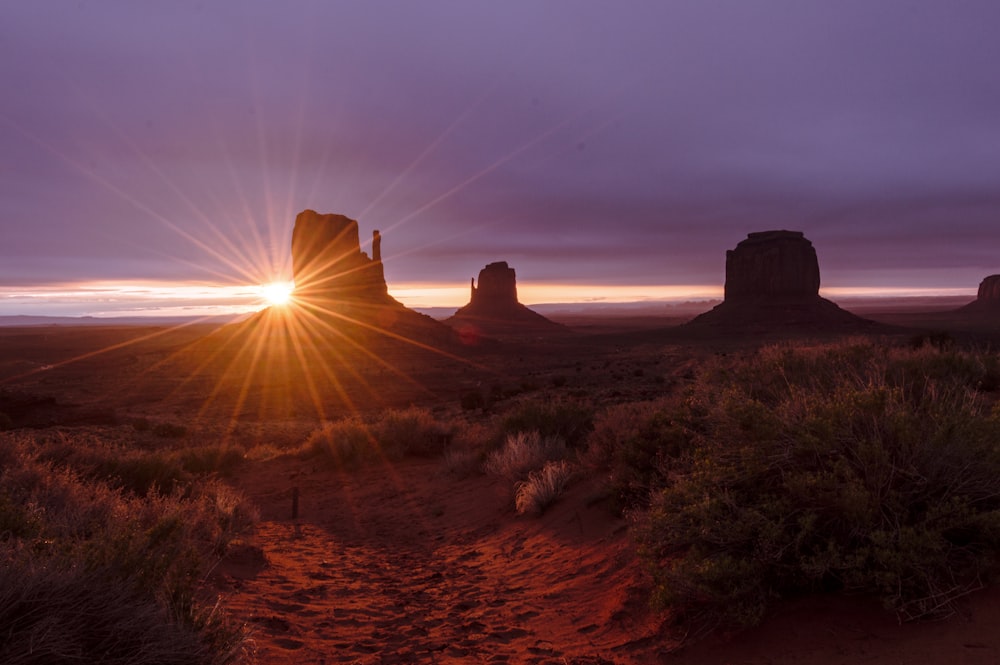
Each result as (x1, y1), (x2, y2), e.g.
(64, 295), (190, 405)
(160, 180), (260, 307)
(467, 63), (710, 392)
(446, 261), (565, 339)
(687, 230), (872, 331)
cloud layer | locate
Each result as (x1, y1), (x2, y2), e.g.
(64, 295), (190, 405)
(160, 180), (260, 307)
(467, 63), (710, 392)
(3, 0), (999, 311)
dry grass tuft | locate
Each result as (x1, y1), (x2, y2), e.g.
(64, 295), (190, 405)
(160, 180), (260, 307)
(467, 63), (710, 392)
(483, 430), (567, 481)
(515, 460), (575, 515)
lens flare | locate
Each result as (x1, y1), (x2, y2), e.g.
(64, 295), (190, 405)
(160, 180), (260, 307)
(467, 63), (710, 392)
(259, 281), (294, 306)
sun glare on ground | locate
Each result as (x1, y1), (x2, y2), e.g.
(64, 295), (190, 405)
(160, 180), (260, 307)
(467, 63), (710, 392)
(259, 281), (294, 306)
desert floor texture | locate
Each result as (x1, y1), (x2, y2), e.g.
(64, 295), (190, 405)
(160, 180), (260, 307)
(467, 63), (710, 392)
(3, 306), (1000, 664)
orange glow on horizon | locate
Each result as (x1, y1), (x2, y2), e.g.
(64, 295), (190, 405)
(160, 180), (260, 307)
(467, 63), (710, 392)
(0, 279), (979, 318)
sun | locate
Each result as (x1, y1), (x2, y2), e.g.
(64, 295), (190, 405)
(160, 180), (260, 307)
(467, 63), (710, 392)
(259, 281), (294, 306)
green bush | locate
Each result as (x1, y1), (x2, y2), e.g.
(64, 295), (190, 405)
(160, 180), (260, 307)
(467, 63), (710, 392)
(586, 398), (696, 510)
(630, 340), (1000, 634)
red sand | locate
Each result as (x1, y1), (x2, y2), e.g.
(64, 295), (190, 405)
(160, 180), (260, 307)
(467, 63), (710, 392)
(213, 456), (1000, 664)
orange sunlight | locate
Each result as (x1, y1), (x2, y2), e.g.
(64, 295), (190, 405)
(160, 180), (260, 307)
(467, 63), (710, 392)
(258, 281), (295, 306)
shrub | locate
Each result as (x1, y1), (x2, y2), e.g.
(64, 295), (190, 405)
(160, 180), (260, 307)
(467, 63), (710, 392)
(0, 556), (246, 665)
(460, 390), (486, 412)
(0, 431), (255, 663)
(174, 444), (246, 476)
(585, 398), (694, 510)
(301, 417), (372, 466)
(303, 408), (452, 465)
(632, 340), (1000, 635)
(375, 407), (451, 458)
(483, 431), (567, 481)
(153, 422), (188, 438)
(244, 443), (284, 461)
(441, 446), (483, 478)
(497, 399), (594, 448)
(515, 460), (574, 515)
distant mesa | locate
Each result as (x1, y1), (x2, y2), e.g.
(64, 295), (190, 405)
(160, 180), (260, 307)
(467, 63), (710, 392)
(968, 274), (1000, 309)
(724, 230), (820, 302)
(445, 261), (565, 338)
(688, 230), (872, 330)
(956, 274), (1000, 319)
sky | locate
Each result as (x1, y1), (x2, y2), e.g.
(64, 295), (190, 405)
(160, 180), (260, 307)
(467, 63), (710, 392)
(2, 1), (999, 317)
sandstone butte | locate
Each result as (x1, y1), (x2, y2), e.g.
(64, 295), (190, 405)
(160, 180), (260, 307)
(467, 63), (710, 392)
(958, 274), (1000, 318)
(687, 230), (874, 330)
(445, 261), (565, 339)
(249, 209), (453, 344)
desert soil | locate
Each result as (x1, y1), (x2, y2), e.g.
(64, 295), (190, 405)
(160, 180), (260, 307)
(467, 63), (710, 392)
(214, 454), (1000, 665)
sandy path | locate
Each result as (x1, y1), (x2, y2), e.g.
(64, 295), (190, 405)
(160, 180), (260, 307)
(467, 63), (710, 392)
(213, 456), (662, 664)
(213, 455), (1000, 664)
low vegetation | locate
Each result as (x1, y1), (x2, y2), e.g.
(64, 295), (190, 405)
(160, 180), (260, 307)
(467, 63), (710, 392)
(483, 430), (568, 481)
(302, 406), (452, 466)
(0, 429), (256, 664)
(515, 459), (575, 515)
(599, 339), (1000, 635)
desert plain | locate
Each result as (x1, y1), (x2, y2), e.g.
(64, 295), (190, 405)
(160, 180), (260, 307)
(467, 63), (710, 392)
(3, 293), (1000, 664)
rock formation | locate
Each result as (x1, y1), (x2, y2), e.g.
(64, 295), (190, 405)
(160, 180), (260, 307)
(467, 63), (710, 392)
(243, 209), (457, 347)
(955, 274), (1000, 321)
(688, 230), (872, 331)
(724, 231), (820, 301)
(974, 275), (1000, 308)
(290, 210), (389, 303)
(446, 262), (564, 338)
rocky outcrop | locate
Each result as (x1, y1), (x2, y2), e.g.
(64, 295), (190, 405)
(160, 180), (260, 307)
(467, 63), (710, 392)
(724, 231), (820, 301)
(470, 262), (518, 310)
(291, 210), (389, 303)
(446, 262), (564, 338)
(241, 209), (457, 347)
(956, 275), (1000, 321)
(976, 275), (1000, 306)
(688, 230), (872, 332)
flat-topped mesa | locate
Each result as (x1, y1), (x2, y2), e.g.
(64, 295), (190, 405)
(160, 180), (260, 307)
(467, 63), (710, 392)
(725, 230), (820, 302)
(291, 210), (388, 302)
(957, 274), (1000, 318)
(688, 230), (872, 331)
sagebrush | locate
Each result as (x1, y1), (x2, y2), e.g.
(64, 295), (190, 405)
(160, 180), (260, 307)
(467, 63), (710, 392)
(618, 339), (1000, 634)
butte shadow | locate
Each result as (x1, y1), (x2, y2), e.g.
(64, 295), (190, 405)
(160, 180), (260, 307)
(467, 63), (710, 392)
(685, 230), (878, 335)
(444, 261), (568, 342)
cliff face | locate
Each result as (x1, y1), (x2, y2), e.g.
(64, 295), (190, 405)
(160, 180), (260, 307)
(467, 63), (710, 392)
(290, 210), (388, 303)
(956, 274), (1000, 320)
(724, 230), (820, 301)
(977, 275), (1000, 305)
(688, 230), (871, 331)
(466, 262), (519, 314)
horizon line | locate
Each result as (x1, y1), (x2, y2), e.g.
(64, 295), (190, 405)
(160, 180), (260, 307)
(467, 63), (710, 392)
(0, 279), (979, 319)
